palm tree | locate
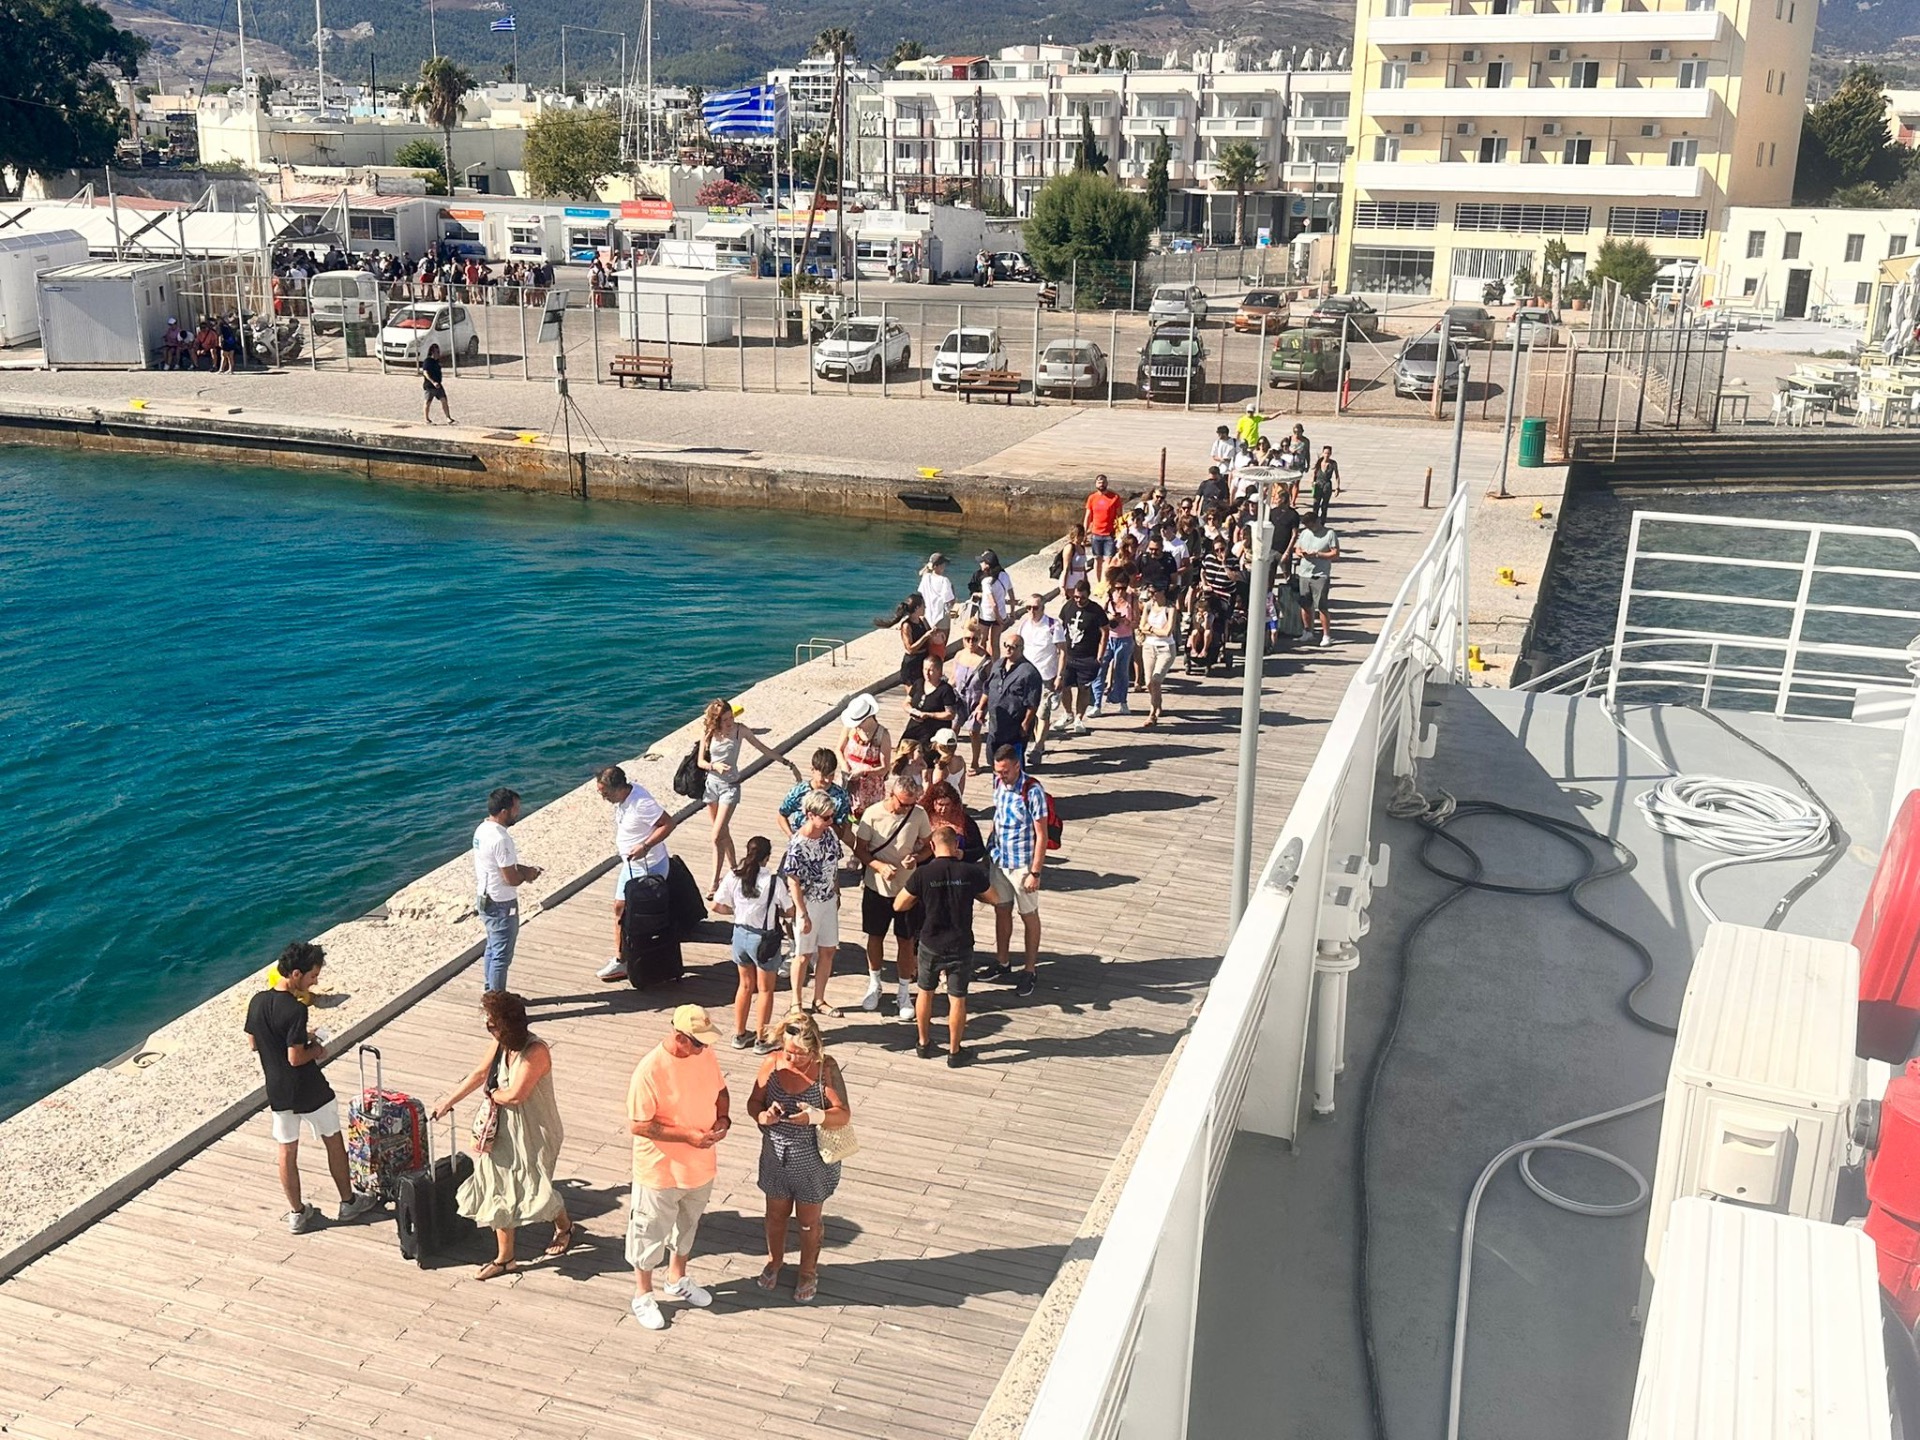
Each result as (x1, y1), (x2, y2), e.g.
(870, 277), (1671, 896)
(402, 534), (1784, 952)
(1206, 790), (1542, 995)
(887, 38), (925, 70)
(416, 57), (476, 194)
(1212, 139), (1264, 246)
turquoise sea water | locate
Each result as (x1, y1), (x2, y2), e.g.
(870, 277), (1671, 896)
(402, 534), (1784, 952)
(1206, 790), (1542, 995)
(0, 447), (1005, 1121)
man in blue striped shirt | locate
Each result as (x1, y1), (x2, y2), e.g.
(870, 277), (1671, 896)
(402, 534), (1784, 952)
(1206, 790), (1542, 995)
(985, 745), (1046, 996)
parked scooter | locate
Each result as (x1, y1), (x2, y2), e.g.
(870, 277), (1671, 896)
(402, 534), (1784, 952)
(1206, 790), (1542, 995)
(245, 313), (304, 366)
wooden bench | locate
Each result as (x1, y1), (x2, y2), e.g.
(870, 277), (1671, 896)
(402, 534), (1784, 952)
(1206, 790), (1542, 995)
(1036, 285), (1059, 311)
(609, 353), (673, 390)
(959, 369), (1022, 404)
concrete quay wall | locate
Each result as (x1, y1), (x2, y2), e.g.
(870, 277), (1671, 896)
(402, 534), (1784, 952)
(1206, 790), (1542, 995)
(0, 395), (1086, 536)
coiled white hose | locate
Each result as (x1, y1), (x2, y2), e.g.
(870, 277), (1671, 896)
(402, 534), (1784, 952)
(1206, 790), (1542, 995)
(1632, 773), (1832, 924)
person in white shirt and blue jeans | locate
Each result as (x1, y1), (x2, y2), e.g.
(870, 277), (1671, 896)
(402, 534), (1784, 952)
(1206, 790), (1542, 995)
(595, 765), (679, 983)
(474, 787), (542, 993)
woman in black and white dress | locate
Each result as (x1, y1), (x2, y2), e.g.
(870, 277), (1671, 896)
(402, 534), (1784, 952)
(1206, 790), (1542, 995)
(749, 1010), (852, 1304)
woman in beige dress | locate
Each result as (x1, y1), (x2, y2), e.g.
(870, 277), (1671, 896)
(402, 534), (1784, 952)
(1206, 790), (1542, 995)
(431, 990), (571, 1279)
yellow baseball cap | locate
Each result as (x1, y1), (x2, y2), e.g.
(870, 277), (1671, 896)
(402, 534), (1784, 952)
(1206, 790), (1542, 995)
(672, 1004), (721, 1045)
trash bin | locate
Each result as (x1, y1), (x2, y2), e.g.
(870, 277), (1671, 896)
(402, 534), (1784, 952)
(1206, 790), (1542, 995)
(344, 324), (367, 358)
(1518, 416), (1546, 469)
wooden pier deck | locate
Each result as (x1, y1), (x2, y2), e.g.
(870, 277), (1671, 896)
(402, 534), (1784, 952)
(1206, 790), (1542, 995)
(0, 434), (1481, 1440)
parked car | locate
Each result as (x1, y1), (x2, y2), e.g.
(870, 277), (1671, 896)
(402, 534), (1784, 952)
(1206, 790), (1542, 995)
(1035, 338), (1109, 396)
(931, 326), (1007, 388)
(1394, 336), (1465, 399)
(307, 270), (381, 335)
(1149, 284), (1210, 325)
(1269, 330), (1349, 390)
(1512, 306), (1563, 348)
(1136, 324), (1208, 399)
(813, 316), (911, 380)
(1232, 289), (1291, 333)
(1308, 295), (1382, 338)
(378, 301), (479, 364)
(1442, 304), (1496, 344)
(990, 251), (1040, 282)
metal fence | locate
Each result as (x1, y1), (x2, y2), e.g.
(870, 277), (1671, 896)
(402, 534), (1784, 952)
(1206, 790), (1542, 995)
(1543, 280), (1729, 454)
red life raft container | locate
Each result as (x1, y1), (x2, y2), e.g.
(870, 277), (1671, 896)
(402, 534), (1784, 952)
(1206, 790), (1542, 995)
(1857, 790), (1920, 1063)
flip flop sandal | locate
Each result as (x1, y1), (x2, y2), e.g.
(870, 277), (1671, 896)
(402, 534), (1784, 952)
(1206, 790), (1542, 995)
(477, 1260), (520, 1281)
(544, 1223), (575, 1257)
(755, 1264), (782, 1293)
(794, 1274), (819, 1303)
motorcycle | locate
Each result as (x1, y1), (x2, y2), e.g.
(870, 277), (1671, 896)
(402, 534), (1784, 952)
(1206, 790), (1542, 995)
(245, 313), (304, 366)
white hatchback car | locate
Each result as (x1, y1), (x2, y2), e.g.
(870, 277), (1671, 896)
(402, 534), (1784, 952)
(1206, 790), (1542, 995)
(378, 302), (479, 365)
(932, 326), (1006, 388)
(1149, 284), (1209, 325)
(813, 316), (912, 380)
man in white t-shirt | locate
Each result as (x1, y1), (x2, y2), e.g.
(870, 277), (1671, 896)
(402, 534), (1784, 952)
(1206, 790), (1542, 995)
(474, 787), (543, 993)
(1012, 593), (1065, 764)
(595, 765), (679, 982)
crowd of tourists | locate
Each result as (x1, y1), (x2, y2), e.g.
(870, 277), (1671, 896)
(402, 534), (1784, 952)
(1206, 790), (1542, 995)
(248, 431), (1342, 1326)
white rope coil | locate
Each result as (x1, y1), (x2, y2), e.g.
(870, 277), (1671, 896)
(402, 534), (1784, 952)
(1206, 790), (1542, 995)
(1632, 774), (1832, 923)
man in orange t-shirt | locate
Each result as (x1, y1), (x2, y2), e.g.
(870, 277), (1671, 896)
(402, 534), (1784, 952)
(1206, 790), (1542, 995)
(1083, 474), (1124, 585)
(625, 1005), (732, 1329)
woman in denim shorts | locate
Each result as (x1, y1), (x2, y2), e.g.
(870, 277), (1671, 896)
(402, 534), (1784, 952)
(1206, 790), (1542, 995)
(711, 836), (793, 1052)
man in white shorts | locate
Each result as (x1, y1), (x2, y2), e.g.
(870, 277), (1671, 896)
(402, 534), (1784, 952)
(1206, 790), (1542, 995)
(596, 764), (678, 982)
(243, 942), (380, 1234)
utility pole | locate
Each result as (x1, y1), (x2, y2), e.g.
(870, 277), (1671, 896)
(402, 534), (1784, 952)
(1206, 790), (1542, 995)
(835, 41), (847, 301)
(428, 0), (438, 58)
(313, 0), (325, 111)
(236, 0), (249, 104)
(974, 83), (985, 210)
(644, 0), (655, 161)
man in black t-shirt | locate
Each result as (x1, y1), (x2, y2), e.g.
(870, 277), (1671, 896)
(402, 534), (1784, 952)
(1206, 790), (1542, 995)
(244, 942), (380, 1234)
(1056, 579), (1107, 734)
(902, 655), (960, 745)
(895, 825), (995, 1067)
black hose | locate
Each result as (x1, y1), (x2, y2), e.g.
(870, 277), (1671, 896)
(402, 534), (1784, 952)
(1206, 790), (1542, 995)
(1354, 797), (1675, 1440)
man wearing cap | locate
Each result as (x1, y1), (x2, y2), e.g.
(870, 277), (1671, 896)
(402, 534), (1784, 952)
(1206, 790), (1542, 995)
(626, 1005), (731, 1330)
(1083, 474), (1123, 586)
(1235, 402), (1266, 452)
(1012, 593), (1064, 763)
(595, 765), (678, 984)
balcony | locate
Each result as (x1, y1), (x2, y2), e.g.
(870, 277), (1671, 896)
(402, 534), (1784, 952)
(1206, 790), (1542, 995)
(1290, 114), (1352, 133)
(1199, 114), (1276, 139)
(1124, 113), (1192, 138)
(1365, 86), (1715, 119)
(1355, 157), (1704, 196)
(1048, 113), (1115, 137)
(1281, 160), (1347, 185)
(1370, 9), (1725, 41)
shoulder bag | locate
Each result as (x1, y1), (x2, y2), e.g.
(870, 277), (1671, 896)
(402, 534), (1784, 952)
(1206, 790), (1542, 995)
(470, 1044), (503, 1155)
(747, 876), (784, 965)
(815, 1059), (860, 1165)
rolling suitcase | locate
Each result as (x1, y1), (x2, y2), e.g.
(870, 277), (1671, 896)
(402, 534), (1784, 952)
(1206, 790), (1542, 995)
(395, 1109), (476, 1266)
(621, 871), (684, 987)
(347, 1045), (425, 1201)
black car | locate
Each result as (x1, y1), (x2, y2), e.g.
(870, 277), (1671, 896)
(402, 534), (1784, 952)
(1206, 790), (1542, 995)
(1307, 295), (1382, 339)
(1136, 324), (1208, 399)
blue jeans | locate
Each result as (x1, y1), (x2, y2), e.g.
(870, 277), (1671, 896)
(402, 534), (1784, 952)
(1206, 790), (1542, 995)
(1093, 634), (1134, 709)
(479, 897), (520, 992)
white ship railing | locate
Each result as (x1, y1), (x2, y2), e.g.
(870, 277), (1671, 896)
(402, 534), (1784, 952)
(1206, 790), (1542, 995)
(1520, 512), (1920, 719)
(1020, 486), (1472, 1440)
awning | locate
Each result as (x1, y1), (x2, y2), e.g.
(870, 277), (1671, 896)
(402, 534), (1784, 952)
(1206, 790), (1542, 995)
(852, 226), (925, 242)
(616, 217), (674, 234)
(696, 221), (757, 239)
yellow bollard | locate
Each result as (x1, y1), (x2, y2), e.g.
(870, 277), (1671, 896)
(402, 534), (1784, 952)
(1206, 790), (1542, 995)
(1495, 566), (1520, 587)
(516, 432), (540, 444)
(1468, 644), (1488, 672)
(129, 398), (149, 410)
(1531, 503), (1547, 521)
(918, 466), (943, 480)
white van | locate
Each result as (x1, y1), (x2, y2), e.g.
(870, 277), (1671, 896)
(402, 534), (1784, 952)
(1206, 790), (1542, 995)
(308, 271), (381, 334)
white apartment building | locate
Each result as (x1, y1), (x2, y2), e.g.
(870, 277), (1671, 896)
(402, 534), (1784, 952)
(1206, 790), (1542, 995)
(767, 57), (884, 134)
(853, 45), (1351, 236)
(1340, 0), (1816, 301)
(1719, 205), (1920, 320)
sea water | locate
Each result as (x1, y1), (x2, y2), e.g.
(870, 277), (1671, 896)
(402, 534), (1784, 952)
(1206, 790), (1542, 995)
(0, 447), (1007, 1121)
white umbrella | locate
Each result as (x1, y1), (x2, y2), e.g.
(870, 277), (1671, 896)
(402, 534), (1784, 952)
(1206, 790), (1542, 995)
(1886, 279), (1914, 359)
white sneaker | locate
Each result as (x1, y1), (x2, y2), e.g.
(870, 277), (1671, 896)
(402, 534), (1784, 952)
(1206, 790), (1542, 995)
(1089, 704), (1105, 719)
(897, 981), (914, 1020)
(663, 1277), (713, 1308)
(1319, 634), (1332, 649)
(631, 1294), (668, 1330)
(861, 976), (882, 1011)
(596, 956), (628, 982)
(335, 1191), (380, 1223)
(286, 1203), (320, 1235)
(1118, 702), (1132, 715)
(1072, 718), (1090, 735)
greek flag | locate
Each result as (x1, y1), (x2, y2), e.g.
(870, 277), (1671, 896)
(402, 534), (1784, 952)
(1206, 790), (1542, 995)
(490, 14), (516, 32)
(701, 83), (788, 138)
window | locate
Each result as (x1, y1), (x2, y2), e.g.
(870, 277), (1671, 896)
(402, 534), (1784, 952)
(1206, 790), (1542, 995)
(1570, 61), (1600, 88)
(1372, 136), (1402, 161)
(1845, 233), (1865, 263)
(1486, 62), (1512, 88)
(1857, 281), (1874, 305)
(1479, 136), (1510, 162)
(1606, 206), (1709, 238)
(1679, 61), (1708, 88)
(1684, 0), (1712, 9)
(1668, 139), (1698, 166)
(1892, 234), (1909, 258)
(1746, 230), (1765, 258)
(1353, 200), (1439, 228)
(348, 214), (396, 243)
(1347, 246), (1436, 294)
(1563, 138), (1593, 164)
(1381, 61), (1408, 88)
(1453, 202), (1592, 232)
(1782, 231), (1801, 259)
(1742, 277), (1759, 296)
(1575, 0), (1603, 12)
(1384, 0), (1411, 13)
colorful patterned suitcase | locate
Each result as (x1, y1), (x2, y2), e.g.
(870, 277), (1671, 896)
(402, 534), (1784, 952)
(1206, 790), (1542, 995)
(347, 1044), (425, 1201)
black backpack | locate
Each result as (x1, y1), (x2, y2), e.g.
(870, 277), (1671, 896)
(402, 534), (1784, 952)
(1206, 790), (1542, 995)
(672, 743), (704, 800)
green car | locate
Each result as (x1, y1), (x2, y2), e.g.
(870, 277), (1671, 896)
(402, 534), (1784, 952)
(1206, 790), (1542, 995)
(1268, 330), (1349, 390)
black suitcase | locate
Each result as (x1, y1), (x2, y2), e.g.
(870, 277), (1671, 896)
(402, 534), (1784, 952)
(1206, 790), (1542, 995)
(665, 854), (707, 937)
(396, 1110), (475, 1267)
(627, 934), (684, 988)
(621, 872), (672, 948)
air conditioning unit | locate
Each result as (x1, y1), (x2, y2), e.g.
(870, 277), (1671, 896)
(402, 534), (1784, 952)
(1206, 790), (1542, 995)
(1399, 121), (1424, 135)
(1547, 47), (1568, 61)
(1541, 122), (1563, 136)
(1640, 122), (1662, 137)
(1461, 47), (1482, 62)
(1629, 1201), (1891, 1440)
(1455, 121), (1477, 136)
(1409, 48), (1430, 63)
(1650, 46), (1673, 60)
(1641, 923), (1860, 1315)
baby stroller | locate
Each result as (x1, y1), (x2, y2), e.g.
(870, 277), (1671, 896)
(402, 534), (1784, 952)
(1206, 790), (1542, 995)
(1185, 591), (1233, 673)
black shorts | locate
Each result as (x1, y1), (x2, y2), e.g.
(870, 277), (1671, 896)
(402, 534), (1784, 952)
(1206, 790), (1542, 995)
(862, 886), (922, 940)
(915, 947), (972, 995)
(1063, 654), (1101, 688)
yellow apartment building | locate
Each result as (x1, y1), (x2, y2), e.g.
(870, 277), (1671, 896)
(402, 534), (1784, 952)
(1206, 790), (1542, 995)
(1337, 0), (1814, 302)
